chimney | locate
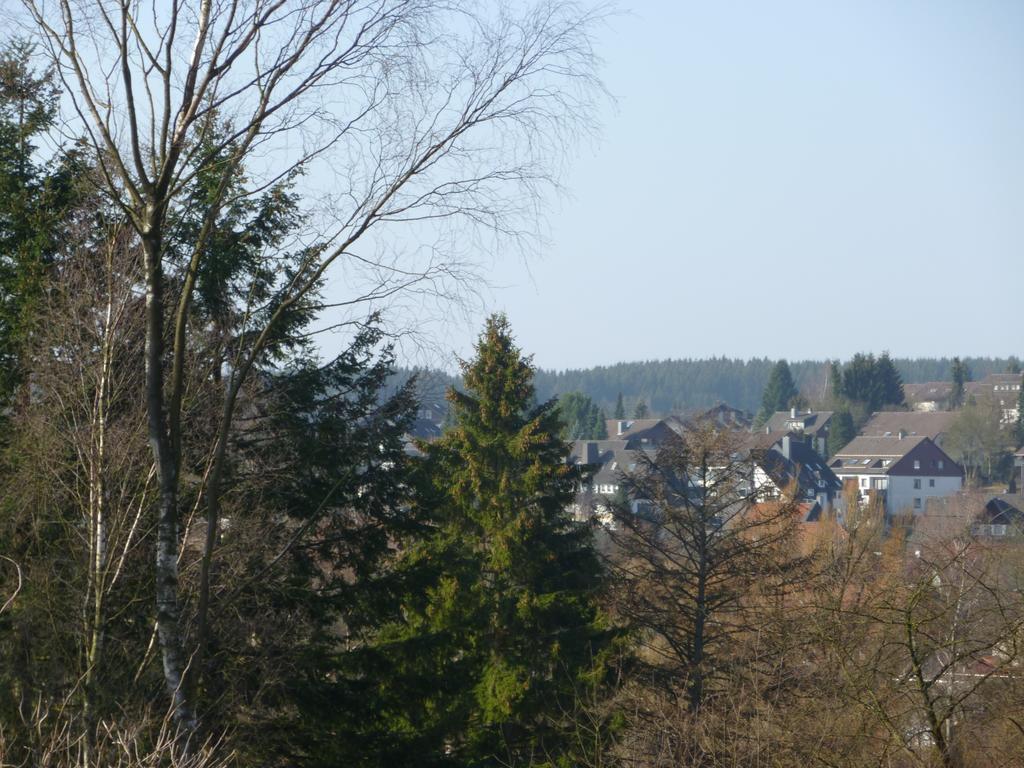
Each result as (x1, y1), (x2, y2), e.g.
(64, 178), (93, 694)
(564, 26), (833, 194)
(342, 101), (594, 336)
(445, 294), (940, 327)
(584, 441), (599, 464)
(791, 407), (797, 419)
(897, 429), (906, 440)
(781, 435), (792, 460)
(617, 420), (628, 436)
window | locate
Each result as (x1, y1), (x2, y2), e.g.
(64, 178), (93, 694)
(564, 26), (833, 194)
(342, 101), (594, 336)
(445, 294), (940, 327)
(860, 478), (868, 488)
(913, 497), (922, 510)
(914, 479), (921, 489)
(937, 460), (944, 470)
(913, 460), (920, 470)
(929, 478), (935, 487)
(992, 524), (1008, 536)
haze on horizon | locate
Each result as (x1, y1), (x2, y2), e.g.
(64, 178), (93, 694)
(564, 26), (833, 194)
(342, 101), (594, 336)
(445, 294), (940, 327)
(440, 0), (1024, 372)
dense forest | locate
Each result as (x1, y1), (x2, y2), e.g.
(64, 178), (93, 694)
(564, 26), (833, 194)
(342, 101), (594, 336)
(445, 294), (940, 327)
(3, 6), (1024, 768)
(394, 356), (1021, 418)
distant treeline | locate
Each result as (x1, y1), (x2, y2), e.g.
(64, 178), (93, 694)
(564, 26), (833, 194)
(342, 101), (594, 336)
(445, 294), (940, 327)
(392, 356), (1021, 417)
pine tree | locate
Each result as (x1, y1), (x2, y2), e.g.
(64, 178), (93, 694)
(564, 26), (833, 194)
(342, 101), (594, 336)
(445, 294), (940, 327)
(876, 352), (905, 408)
(366, 314), (612, 766)
(950, 357), (971, 410)
(756, 360), (798, 425)
(614, 391), (625, 419)
(633, 399), (649, 419)
(0, 39), (88, 403)
(828, 360), (844, 402)
(827, 407), (856, 458)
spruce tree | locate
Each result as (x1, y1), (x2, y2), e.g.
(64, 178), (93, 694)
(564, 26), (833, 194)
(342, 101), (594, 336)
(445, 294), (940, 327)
(368, 314), (612, 766)
(876, 352), (905, 408)
(756, 360), (798, 425)
(828, 360), (844, 401)
(614, 391), (625, 419)
(827, 407), (856, 458)
(950, 357), (971, 410)
(633, 399), (649, 419)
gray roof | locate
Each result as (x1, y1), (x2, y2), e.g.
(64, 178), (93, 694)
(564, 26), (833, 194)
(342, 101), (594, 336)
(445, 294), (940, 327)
(860, 410), (957, 442)
(903, 381), (952, 403)
(830, 435), (928, 475)
(764, 410), (833, 437)
(570, 439), (644, 486)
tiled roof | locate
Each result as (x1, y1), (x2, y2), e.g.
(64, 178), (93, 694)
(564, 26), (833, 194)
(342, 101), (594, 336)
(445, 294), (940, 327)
(903, 382), (952, 402)
(832, 434), (927, 459)
(860, 411), (957, 442)
(764, 410), (834, 436)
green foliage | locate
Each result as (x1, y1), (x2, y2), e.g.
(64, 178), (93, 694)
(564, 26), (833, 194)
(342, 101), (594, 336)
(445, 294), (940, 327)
(838, 352), (904, 413)
(219, 323), (421, 765)
(755, 360), (798, 426)
(826, 407), (856, 458)
(614, 391), (625, 419)
(633, 399), (649, 419)
(392, 357), (1024, 418)
(0, 39), (87, 403)
(950, 357), (971, 410)
(557, 391), (607, 439)
(360, 315), (613, 767)
(875, 352), (905, 408)
(828, 360), (844, 401)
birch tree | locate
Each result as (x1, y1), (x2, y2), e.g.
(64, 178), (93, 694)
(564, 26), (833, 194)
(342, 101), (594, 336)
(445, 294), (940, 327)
(17, 0), (606, 743)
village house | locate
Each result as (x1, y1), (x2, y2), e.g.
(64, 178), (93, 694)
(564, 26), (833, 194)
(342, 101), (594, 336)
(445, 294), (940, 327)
(966, 372), (1023, 425)
(859, 410), (957, 448)
(903, 382), (953, 412)
(829, 435), (963, 515)
(749, 434), (842, 512)
(762, 408), (833, 458)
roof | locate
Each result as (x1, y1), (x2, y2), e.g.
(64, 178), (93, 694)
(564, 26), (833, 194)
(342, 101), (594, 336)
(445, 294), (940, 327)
(903, 381), (952, 403)
(860, 410), (957, 442)
(830, 435), (961, 477)
(605, 418), (663, 439)
(830, 435), (928, 475)
(764, 410), (834, 437)
(832, 434), (926, 457)
(966, 372), (1024, 395)
(983, 494), (1024, 524)
(570, 439), (643, 485)
(751, 440), (842, 500)
(689, 403), (753, 431)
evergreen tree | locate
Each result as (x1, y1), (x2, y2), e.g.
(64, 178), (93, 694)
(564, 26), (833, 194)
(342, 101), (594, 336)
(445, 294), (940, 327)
(365, 315), (612, 766)
(756, 360), (798, 425)
(1006, 357), (1021, 375)
(827, 408), (856, 458)
(876, 352), (905, 408)
(950, 357), (971, 410)
(614, 391), (625, 419)
(0, 39), (87, 403)
(633, 399), (650, 419)
(557, 391), (607, 440)
(842, 353), (881, 410)
(828, 360), (844, 401)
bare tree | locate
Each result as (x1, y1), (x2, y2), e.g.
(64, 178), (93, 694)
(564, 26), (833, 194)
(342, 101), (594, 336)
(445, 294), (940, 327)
(16, 0), (606, 742)
(605, 424), (814, 736)
(815, 496), (1024, 768)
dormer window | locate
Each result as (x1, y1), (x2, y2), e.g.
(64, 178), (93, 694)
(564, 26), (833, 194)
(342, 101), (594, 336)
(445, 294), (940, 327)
(913, 460), (920, 470)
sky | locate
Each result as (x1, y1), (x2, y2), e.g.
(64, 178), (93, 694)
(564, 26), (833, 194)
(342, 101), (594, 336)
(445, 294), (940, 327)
(461, 0), (1024, 371)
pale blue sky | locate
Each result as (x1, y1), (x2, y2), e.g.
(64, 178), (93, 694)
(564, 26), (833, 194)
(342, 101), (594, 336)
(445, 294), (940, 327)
(475, 0), (1024, 370)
